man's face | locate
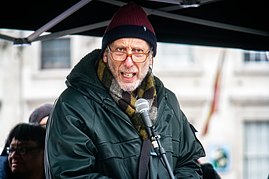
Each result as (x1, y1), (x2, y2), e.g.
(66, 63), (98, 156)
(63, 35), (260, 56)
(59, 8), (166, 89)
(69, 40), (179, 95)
(103, 38), (153, 92)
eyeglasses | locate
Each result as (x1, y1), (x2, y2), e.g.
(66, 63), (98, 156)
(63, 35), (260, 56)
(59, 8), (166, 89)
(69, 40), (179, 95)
(107, 46), (151, 63)
(6, 146), (40, 155)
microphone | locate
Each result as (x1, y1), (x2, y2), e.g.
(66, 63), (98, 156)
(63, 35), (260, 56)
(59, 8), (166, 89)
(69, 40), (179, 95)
(135, 98), (153, 128)
(135, 98), (158, 148)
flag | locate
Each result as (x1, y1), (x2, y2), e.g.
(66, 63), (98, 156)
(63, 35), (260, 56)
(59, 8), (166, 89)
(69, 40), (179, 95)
(201, 50), (226, 136)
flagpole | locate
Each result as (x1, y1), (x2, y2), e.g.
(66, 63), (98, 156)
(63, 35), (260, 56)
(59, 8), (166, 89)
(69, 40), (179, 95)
(201, 50), (226, 136)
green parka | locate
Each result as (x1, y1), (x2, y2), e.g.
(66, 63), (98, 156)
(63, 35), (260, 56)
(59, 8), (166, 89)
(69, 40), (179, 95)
(45, 49), (205, 179)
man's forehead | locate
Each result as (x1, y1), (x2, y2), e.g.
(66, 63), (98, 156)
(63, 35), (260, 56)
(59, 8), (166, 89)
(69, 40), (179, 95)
(112, 38), (149, 47)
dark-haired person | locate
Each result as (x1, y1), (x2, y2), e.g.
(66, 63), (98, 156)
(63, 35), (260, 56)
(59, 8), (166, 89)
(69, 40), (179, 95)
(45, 2), (205, 179)
(0, 123), (46, 179)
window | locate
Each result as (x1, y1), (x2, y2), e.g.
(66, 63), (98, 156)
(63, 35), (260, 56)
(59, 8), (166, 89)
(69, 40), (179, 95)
(244, 51), (268, 63)
(41, 38), (71, 69)
(243, 121), (269, 179)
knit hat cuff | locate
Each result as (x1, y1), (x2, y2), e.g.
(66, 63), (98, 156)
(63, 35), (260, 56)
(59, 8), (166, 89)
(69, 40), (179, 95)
(102, 25), (157, 57)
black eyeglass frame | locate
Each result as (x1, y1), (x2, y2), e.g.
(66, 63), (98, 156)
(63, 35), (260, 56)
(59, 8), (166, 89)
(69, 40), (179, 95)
(6, 146), (40, 155)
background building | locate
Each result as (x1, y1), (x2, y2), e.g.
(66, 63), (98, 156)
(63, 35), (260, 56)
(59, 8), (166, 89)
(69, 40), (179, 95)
(0, 29), (268, 179)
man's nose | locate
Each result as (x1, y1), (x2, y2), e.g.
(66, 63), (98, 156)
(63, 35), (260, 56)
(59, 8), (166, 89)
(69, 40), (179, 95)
(123, 55), (135, 67)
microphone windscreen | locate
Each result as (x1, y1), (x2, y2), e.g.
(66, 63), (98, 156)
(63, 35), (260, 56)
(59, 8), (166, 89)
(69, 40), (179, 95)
(135, 98), (149, 113)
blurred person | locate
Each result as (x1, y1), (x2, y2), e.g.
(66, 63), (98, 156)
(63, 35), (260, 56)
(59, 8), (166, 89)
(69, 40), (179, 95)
(45, 2), (205, 179)
(28, 103), (53, 127)
(201, 163), (221, 179)
(0, 123), (46, 179)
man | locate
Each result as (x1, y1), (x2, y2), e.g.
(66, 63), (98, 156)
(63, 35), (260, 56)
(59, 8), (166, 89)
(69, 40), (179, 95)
(45, 2), (205, 178)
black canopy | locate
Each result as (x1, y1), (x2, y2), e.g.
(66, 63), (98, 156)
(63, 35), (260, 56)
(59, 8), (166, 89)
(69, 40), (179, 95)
(1, 0), (268, 51)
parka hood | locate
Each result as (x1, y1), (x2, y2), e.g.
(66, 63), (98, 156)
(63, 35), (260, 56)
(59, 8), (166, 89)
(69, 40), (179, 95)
(66, 49), (110, 101)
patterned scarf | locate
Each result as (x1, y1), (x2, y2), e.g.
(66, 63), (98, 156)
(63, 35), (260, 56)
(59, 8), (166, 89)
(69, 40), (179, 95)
(97, 59), (157, 140)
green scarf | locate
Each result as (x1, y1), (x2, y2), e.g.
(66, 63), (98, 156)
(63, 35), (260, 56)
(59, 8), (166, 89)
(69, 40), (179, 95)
(97, 59), (157, 140)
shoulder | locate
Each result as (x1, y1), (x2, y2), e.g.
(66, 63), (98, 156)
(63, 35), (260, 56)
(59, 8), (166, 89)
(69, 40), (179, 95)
(54, 88), (90, 114)
(0, 156), (10, 179)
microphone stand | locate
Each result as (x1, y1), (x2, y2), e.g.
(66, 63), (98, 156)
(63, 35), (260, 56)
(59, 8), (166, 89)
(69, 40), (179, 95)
(148, 126), (175, 179)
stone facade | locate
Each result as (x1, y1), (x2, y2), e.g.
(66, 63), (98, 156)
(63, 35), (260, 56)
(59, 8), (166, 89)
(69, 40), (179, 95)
(0, 29), (268, 179)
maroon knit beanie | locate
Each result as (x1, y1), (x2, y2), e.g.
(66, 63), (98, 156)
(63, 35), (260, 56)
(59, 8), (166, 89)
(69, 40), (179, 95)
(102, 2), (157, 56)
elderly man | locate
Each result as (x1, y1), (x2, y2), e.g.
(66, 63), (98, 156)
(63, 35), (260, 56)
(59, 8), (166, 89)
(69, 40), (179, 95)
(45, 2), (205, 179)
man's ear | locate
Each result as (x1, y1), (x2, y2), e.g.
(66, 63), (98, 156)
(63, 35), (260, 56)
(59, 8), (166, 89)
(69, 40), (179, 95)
(103, 51), (108, 63)
(150, 57), (153, 66)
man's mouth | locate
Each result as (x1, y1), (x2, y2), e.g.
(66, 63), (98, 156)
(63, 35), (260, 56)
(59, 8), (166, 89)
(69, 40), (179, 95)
(121, 72), (136, 78)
